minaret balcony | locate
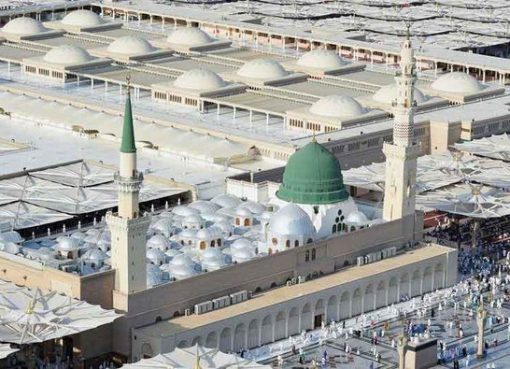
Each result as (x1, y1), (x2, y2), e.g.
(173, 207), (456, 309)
(114, 171), (143, 192)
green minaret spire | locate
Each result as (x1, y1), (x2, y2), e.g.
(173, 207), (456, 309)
(120, 77), (136, 154)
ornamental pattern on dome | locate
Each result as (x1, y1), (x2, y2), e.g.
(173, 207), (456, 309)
(276, 141), (349, 204)
(297, 49), (347, 70)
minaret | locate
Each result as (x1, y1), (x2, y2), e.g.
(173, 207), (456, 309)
(106, 77), (150, 295)
(382, 26), (419, 221)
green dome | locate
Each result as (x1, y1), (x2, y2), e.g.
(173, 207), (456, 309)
(276, 141), (349, 204)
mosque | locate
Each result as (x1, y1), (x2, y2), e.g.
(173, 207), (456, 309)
(0, 13), (459, 365)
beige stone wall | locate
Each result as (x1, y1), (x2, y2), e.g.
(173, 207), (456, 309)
(112, 213), (422, 356)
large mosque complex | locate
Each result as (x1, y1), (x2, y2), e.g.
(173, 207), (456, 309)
(1, 1), (510, 368)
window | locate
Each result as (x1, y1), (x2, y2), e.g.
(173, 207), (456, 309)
(311, 249), (316, 260)
(285, 239), (290, 248)
(313, 206), (319, 214)
(294, 240), (299, 247)
(332, 224), (337, 233)
(305, 250), (310, 262)
(272, 238), (278, 246)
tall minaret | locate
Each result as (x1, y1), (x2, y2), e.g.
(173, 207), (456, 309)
(382, 26), (420, 221)
(106, 78), (150, 295)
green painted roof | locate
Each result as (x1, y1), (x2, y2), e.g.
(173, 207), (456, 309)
(120, 91), (136, 154)
(276, 140), (349, 204)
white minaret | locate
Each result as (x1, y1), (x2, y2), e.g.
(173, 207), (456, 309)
(382, 26), (420, 221)
(106, 78), (150, 295)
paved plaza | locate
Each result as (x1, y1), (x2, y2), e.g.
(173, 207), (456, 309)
(253, 278), (510, 369)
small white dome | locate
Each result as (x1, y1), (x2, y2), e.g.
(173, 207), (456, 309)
(431, 72), (483, 94)
(0, 242), (20, 255)
(107, 36), (156, 55)
(239, 201), (266, 215)
(189, 200), (221, 214)
(297, 49), (346, 70)
(309, 95), (365, 118)
(0, 231), (23, 244)
(167, 27), (213, 46)
(231, 246), (256, 263)
(269, 204), (316, 237)
(82, 248), (107, 262)
(3, 17), (48, 35)
(147, 248), (167, 265)
(373, 84), (427, 104)
(55, 237), (80, 251)
(147, 234), (172, 251)
(172, 205), (199, 217)
(70, 231), (86, 241)
(235, 207), (252, 218)
(147, 264), (164, 287)
(173, 69), (227, 91)
(150, 218), (175, 238)
(237, 59), (288, 80)
(179, 228), (197, 239)
(211, 194), (242, 209)
(196, 228), (214, 241)
(231, 238), (253, 250)
(201, 248), (228, 270)
(345, 210), (369, 225)
(170, 253), (195, 267)
(165, 248), (182, 259)
(168, 263), (198, 280)
(61, 10), (104, 27)
(43, 45), (93, 65)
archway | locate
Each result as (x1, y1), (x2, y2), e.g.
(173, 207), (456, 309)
(141, 343), (153, 359)
(388, 277), (398, 304)
(422, 266), (433, 293)
(275, 311), (286, 341)
(191, 336), (202, 346)
(247, 319), (259, 348)
(314, 299), (325, 328)
(233, 324), (246, 352)
(400, 273), (410, 299)
(300, 303), (312, 332)
(261, 315), (273, 344)
(288, 307), (299, 336)
(434, 263), (444, 289)
(364, 284), (375, 313)
(219, 328), (232, 352)
(339, 291), (350, 319)
(375, 281), (386, 308)
(205, 332), (217, 348)
(411, 270), (421, 297)
(326, 295), (338, 323)
(352, 288), (362, 316)
(177, 340), (188, 348)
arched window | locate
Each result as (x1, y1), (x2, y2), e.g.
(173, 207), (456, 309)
(272, 238), (278, 246)
(307, 238), (313, 244)
(285, 239), (290, 248)
(235, 218), (240, 226)
(244, 218), (250, 227)
(337, 209), (343, 216)
(305, 250), (310, 262)
(332, 224), (337, 233)
(294, 240), (299, 247)
(350, 226), (356, 232)
(211, 240), (216, 247)
(217, 239), (222, 246)
(311, 249), (316, 260)
(199, 241), (206, 250)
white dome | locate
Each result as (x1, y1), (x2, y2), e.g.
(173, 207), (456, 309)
(211, 194), (242, 209)
(147, 248), (167, 265)
(61, 10), (103, 27)
(235, 207), (252, 218)
(0, 231), (23, 243)
(82, 248), (107, 262)
(231, 246), (256, 263)
(237, 59), (288, 80)
(309, 95), (365, 118)
(107, 36), (156, 55)
(201, 248), (228, 270)
(150, 218), (175, 238)
(3, 17), (48, 35)
(269, 204), (316, 237)
(169, 263), (198, 280)
(231, 238), (252, 250)
(0, 242), (20, 255)
(43, 45), (93, 65)
(297, 49), (346, 70)
(172, 205), (199, 217)
(167, 27), (213, 46)
(165, 248), (182, 259)
(179, 228), (197, 239)
(189, 200), (221, 214)
(431, 72), (483, 94)
(147, 264), (164, 287)
(55, 237), (80, 251)
(345, 210), (369, 225)
(147, 234), (172, 251)
(196, 228), (214, 241)
(173, 69), (227, 91)
(373, 84), (427, 104)
(70, 231), (86, 241)
(239, 201), (266, 215)
(170, 253), (195, 267)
